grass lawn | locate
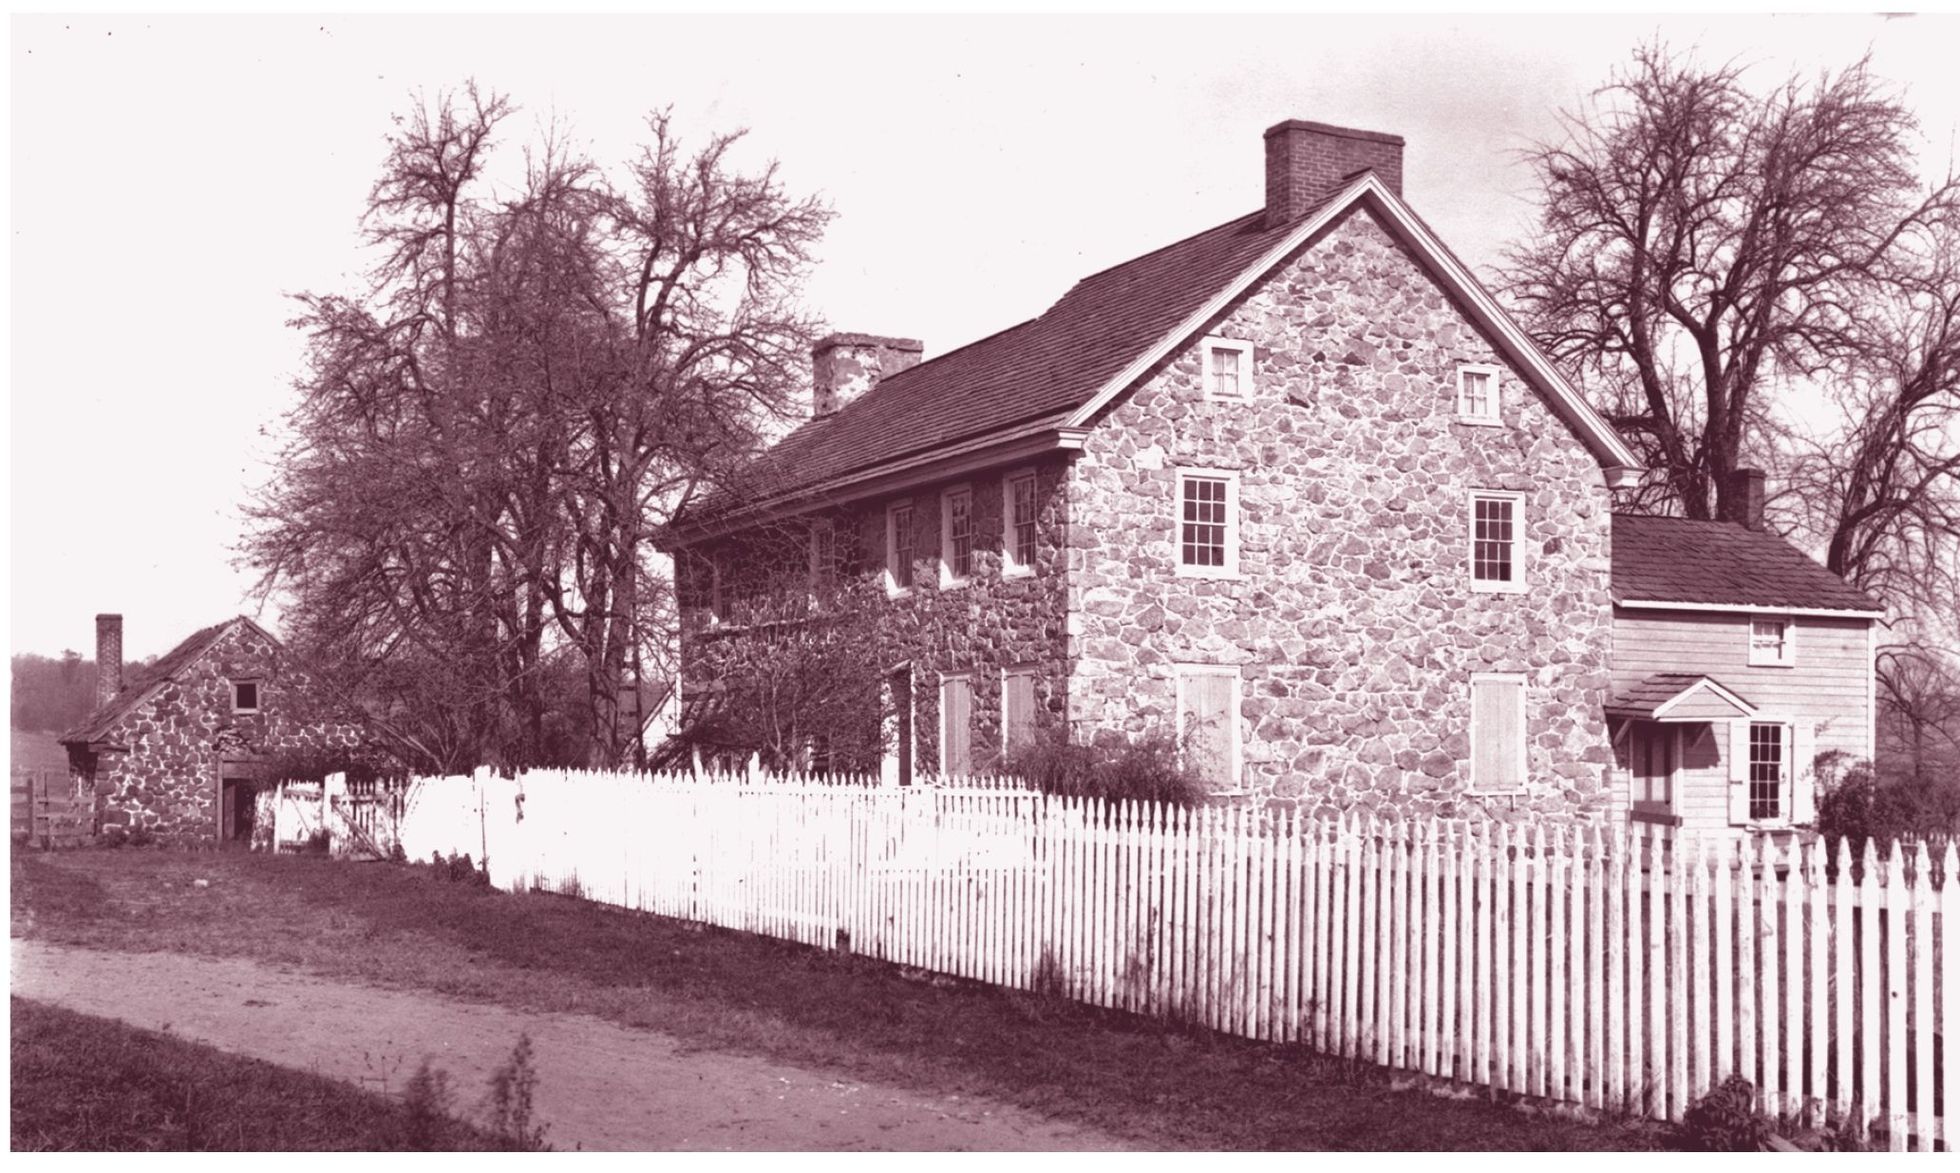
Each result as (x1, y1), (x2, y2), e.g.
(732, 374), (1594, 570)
(11, 847), (1672, 1151)
(10, 997), (503, 1150)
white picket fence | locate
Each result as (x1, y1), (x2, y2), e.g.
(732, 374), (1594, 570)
(402, 768), (1952, 1150)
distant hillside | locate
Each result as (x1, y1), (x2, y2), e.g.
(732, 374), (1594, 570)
(12, 653), (96, 734)
(11, 728), (68, 772)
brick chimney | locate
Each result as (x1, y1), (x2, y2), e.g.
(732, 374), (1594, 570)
(1723, 468), (1767, 531)
(1264, 119), (1405, 229)
(95, 613), (123, 708)
(811, 333), (923, 418)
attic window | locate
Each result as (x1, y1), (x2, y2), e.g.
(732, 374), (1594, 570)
(1457, 364), (1501, 425)
(231, 680), (260, 714)
(1201, 338), (1253, 400)
(1749, 618), (1794, 667)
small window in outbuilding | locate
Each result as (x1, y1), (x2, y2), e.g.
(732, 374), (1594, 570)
(231, 680), (261, 714)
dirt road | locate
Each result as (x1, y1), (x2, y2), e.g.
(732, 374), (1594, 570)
(10, 940), (1131, 1151)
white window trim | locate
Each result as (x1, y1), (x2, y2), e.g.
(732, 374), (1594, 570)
(885, 502), (915, 598)
(1748, 616), (1796, 668)
(1468, 671), (1528, 794)
(230, 679), (262, 715)
(808, 519), (836, 601)
(1628, 721), (1678, 815)
(1175, 467), (1241, 579)
(1001, 665), (1040, 756)
(1744, 718), (1795, 828)
(1001, 467), (1038, 579)
(939, 483), (974, 589)
(1200, 336), (1255, 401)
(1174, 663), (1243, 791)
(940, 673), (972, 778)
(707, 555), (725, 627)
(1468, 489), (1527, 594)
(1456, 362), (1502, 425)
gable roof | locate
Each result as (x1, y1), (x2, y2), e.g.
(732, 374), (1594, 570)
(1611, 514), (1885, 617)
(61, 616), (282, 746)
(677, 173), (1641, 538)
(1605, 673), (1758, 722)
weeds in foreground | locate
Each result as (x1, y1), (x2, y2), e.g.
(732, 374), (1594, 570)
(482, 1033), (551, 1150)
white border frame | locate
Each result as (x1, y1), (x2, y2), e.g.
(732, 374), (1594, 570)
(1743, 718), (1794, 828)
(1199, 336), (1255, 402)
(939, 482), (974, 589)
(1455, 363), (1502, 426)
(1001, 466), (1038, 579)
(229, 679), (261, 715)
(1468, 671), (1528, 794)
(1747, 615), (1797, 668)
(1175, 467), (1240, 579)
(1468, 489), (1527, 594)
(1173, 662), (1243, 791)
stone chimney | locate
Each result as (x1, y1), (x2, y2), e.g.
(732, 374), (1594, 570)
(95, 613), (123, 708)
(1264, 119), (1405, 229)
(811, 333), (923, 418)
(1723, 467), (1767, 531)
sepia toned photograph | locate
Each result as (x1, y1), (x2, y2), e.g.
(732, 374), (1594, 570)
(9, 9), (1957, 1153)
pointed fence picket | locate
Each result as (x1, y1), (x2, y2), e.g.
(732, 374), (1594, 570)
(401, 767), (1951, 1148)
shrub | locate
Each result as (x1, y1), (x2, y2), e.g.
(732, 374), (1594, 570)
(1817, 759), (1959, 863)
(482, 1034), (550, 1151)
(400, 1060), (456, 1151)
(125, 826), (155, 849)
(302, 828), (332, 856)
(98, 826), (128, 849)
(1679, 1075), (1769, 1151)
(1001, 728), (1209, 807)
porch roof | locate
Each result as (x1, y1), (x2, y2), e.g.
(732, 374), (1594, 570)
(1605, 673), (1757, 723)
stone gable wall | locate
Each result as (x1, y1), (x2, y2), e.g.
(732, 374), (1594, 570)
(82, 623), (368, 841)
(680, 457), (1073, 773)
(1066, 205), (1616, 819)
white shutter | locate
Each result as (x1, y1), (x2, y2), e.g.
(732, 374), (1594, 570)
(1470, 676), (1524, 790)
(1790, 723), (1816, 825)
(941, 678), (972, 777)
(1728, 719), (1753, 825)
(1003, 671), (1037, 753)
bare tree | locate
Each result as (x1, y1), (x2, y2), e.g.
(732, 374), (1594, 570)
(245, 87), (828, 771)
(1504, 47), (1958, 523)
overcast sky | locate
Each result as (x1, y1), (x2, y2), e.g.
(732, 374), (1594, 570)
(10, 11), (1958, 660)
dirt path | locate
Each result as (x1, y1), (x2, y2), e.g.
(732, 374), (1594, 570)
(10, 940), (1131, 1151)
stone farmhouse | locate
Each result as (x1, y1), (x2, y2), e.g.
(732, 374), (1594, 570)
(665, 118), (1884, 837)
(60, 614), (372, 843)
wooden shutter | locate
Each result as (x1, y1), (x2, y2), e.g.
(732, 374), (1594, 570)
(1179, 670), (1238, 788)
(1003, 671), (1037, 753)
(1790, 723), (1816, 825)
(1471, 677), (1523, 789)
(1727, 719), (1753, 825)
(941, 678), (972, 777)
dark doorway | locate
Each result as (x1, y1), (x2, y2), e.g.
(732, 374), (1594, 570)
(220, 779), (257, 845)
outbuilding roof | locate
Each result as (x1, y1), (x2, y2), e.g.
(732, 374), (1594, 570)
(61, 617), (279, 747)
(1610, 515), (1885, 616)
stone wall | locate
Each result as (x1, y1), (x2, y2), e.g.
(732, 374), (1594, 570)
(679, 456), (1073, 774)
(1065, 204), (1617, 819)
(78, 622), (370, 841)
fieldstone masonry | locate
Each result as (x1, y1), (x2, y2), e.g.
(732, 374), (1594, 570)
(69, 622), (369, 841)
(1066, 205), (1616, 817)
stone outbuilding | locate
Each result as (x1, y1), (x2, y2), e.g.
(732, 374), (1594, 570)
(662, 118), (1881, 836)
(59, 614), (373, 844)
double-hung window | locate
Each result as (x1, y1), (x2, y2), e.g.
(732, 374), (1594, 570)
(808, 520), (837, 600)
(1749, 618), (1794, 667)
(1469, 490), (1524, 592)
(1003, 469), (1038, 577)
(1201, 337), (1253, 401)
(940, 486), (973, 587)
(1177, 469), (1238, 576)
(886, 503), (915, 595)
(1748, 722), (1785, 821)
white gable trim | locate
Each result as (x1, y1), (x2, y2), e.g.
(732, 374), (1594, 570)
(1062, 172), (1643, 478)
(1616, 599), (1885, 620)
(1650, 676), (1759, 722)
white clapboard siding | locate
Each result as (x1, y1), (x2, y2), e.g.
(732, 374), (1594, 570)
(402, 768), (1951, 1148)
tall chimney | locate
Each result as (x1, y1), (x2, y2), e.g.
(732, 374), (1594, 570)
(95, 614), (123, 709)
(1264, 119), (1405, 229)
(1723, 468), (1767, 531)
(811, 333), (923, 418)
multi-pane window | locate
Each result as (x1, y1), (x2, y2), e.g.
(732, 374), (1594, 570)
(887, 504), (915, 593)
(1004, 471), (1038, 576)
(1202, 338), (1252, 400)
(808, 521), (837, 595)
(941, 487), (973, 585)
(1470, 492), (1522, 590)
(1470, 674), (1525, 790)
(1457, 364), (1500, 423)
(1749, 618), (1793, 667)
(1749, 723), (1785, 820)
(1179, 472), (1235, 574)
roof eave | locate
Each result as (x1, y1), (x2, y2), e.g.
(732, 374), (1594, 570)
(1615, 598), (1886, 621)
